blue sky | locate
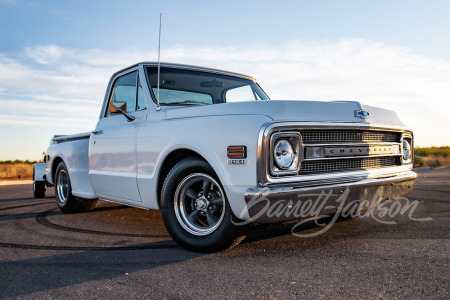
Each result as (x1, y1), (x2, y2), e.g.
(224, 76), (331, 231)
(2, 0), (450, 60)
(1, 0), (449, 160)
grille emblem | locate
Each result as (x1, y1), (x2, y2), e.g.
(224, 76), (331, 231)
(324, 145), (394, 157)
(355, 109), (370, 119)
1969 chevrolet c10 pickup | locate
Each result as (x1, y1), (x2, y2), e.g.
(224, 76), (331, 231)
(33, 62), (416, 252)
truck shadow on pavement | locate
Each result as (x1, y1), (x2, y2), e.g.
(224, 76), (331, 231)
(0, 216), (352, 298)
(1, 175), (446, 298)
(0, 242), (205, 298)
(241, 214), (353, 244)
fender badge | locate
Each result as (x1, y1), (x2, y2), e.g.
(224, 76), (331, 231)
(228, 159), (246, 165)
(355, 109), (370, 119)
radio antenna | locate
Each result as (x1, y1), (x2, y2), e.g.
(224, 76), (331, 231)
(156, 13), (162, 111)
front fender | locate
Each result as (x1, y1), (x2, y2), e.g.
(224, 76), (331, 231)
(136, 114), (272, 218)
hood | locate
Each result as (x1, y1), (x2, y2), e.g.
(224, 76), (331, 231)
(163, 100), (404, 126)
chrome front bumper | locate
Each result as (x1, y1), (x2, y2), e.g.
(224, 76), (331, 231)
(244, 171), (417, 223)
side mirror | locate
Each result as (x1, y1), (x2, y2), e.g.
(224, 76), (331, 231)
(109, 101), (127, 114)
(109, 101), (135, 122)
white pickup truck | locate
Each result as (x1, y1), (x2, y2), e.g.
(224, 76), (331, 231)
(33, 62), (416, 252)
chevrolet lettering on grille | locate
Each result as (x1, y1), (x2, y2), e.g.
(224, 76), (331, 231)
(325, 145), (394, 157)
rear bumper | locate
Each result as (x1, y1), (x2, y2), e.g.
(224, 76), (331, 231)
(244, 171), (417, 223)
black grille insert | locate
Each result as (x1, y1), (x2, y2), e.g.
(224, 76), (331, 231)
(300, 156), (398, 174)
(301, 130), (399, 143)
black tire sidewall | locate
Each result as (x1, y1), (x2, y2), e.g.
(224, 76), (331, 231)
(32, 165), (46, 198)
(161, 158), (239, 252)
(54, 161), (97, 213)
(55, 162), (74, 211)
(33, 181), (46, 198)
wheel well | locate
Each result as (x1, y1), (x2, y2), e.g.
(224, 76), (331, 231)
(157, 149), (205, 205)
(51, 157), (64, 183)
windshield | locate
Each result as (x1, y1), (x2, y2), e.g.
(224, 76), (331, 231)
(146, 67), (269, 105)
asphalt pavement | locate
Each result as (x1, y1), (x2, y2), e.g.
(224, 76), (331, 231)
(0, 168), (449, 299)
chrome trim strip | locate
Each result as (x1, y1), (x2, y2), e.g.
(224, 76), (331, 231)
(303, 154), (401, 161)
(52, 132), (91, 143)
(304, 142), (402, 147)
(303, 142), (402, 161)
(302, 154), (400, 161)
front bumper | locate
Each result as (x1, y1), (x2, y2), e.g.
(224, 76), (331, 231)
(244, 170), (417, 223)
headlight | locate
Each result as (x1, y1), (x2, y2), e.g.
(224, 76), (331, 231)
(274, 139), (295, 169)
(402, 139), (411, 161)
(270, 132), (302, 176)
(401, 134), (413, 164)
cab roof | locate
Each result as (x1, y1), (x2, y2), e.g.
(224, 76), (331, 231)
(113, 62), (256, 82)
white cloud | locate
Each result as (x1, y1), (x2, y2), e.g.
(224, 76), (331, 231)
(0, 39), (449, 159)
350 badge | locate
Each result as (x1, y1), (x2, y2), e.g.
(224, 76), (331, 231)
(228, 159), (247, 165)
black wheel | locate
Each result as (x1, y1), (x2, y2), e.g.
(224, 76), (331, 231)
(33, 181), (46, 198)
(55, 162), (98, 213)
(160, 157), (245, 252)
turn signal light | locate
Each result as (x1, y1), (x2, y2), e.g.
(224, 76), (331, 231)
(227, 146), (246, 158)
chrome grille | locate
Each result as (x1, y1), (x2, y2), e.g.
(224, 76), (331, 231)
(300, 157), (397, 173)
(301, 130), (398, 143)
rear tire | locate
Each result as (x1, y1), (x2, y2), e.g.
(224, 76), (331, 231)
(160, 157), (245, 252)
(33, 181), (46, 198)
(55, 162), (98, 213)
(33, 164), (46, 198)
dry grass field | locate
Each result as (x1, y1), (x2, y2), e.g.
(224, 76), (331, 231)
(414, 146), (450, 168)
(0, 162), (35, 180)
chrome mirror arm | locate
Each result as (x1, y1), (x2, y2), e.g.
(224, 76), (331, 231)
(109, 101), (135, 122)
(117, 109), (135, 122)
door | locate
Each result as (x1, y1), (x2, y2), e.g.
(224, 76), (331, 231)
(89, 70), (147, 202)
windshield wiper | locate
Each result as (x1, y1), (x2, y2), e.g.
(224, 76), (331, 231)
(163, 100), (208, 105)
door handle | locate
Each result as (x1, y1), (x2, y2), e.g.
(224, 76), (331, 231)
(91, 130), (103, 135)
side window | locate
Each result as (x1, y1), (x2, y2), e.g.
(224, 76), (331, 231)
(137, 75), (146, 110)
(225, 85), (257, 103)
(106, 71), (137, 116)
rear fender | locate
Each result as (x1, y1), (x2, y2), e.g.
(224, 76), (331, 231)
(33, 163), (46, 182)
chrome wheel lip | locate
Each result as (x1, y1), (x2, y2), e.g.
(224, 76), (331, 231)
(56, 169), (69, 204)
(174, 173), (226, 236)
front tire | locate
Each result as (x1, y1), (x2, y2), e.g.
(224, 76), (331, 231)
(55, 161), (97, 213)
(160, 157), (245, 252)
